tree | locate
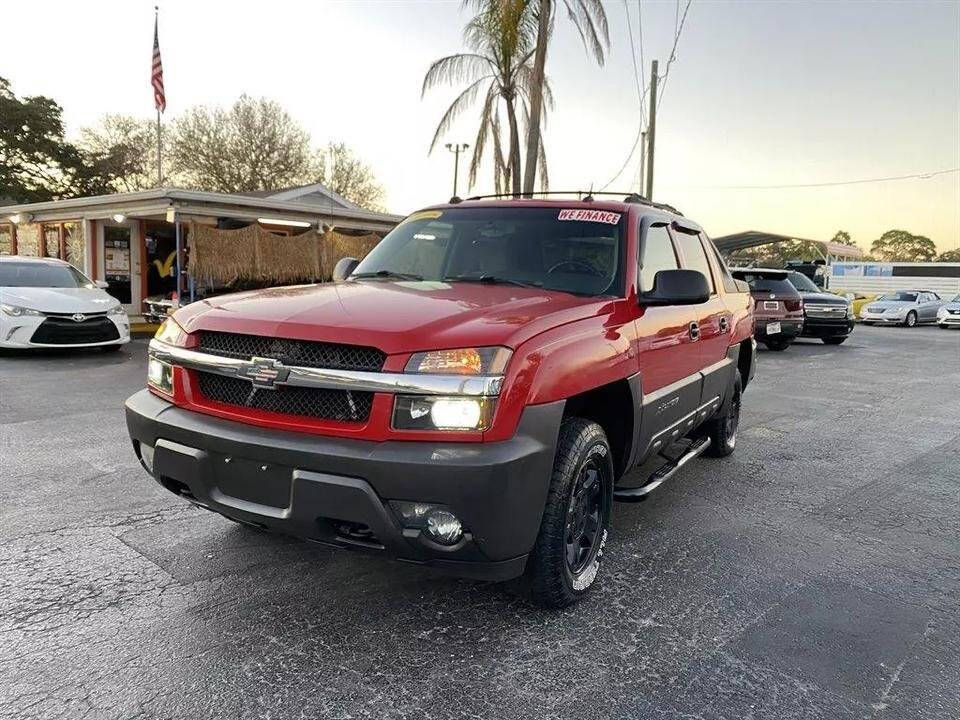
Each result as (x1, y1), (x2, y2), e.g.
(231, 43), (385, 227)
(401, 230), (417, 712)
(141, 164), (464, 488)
(313, 142), (384, 210)
(522, 0), (609, 195)
(168, 95), (315, 193)
(938, 248), (960, 262)
(423, 0), (550, 195)
(79, 114), (164, 192)
(870, 230), (938, 262)
(830, 230), (856, 247)
(0, 76), (116, 203)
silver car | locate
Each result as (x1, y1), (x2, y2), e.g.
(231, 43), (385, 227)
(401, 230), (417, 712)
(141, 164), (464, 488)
(859, 289), (945, 327)
(937, 294), (960, 329)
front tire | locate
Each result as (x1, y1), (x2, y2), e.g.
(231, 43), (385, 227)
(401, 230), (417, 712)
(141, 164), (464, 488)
(822, 337), (847, 345)
(904, 311), (917, 327)
(526, 418), (613, 609)
(764, 338), (791, 351)
(706, 370), (742, 457)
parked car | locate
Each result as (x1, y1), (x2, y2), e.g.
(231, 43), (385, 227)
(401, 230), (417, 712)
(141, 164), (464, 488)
(832, 290), (877, 320)
(0, 256), (130, 350)
(859, 290), (944, 326)
(937, 294), (960, 329)
(786, 271), (854, 345)
(125, 196), (756, 608)
(731, 268), (804, 350)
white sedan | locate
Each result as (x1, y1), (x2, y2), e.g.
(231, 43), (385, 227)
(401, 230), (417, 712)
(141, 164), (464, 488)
(0, 256), (130, 350)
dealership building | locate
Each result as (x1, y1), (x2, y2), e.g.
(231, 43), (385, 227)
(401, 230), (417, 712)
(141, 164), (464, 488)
(0, 185), (401, 320)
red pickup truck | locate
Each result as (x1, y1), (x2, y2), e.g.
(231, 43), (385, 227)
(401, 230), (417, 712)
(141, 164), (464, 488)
(125, 196), (755, 607)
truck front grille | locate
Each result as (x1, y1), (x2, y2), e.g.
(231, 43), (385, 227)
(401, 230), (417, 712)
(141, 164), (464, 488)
(196, 371), (374, 423)
(197, 331), (385, 372)
(804, 304), (847, 318)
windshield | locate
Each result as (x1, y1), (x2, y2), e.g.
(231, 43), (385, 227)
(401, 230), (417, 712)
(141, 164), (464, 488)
(0, 262), (93, 288)
(733, 273), (796, 294)
(952, 294), (960, 303)
(352, 207), (625, 297)
(787, 272), (820, 293)
(878, 292), (917, 302)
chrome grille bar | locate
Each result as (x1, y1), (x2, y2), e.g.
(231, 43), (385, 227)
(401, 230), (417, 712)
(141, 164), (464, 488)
(149, 340), (504, 397)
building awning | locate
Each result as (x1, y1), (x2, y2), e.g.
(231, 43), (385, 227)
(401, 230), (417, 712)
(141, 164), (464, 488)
(0, 187), (403, 233)
(713, 230), (864, 260)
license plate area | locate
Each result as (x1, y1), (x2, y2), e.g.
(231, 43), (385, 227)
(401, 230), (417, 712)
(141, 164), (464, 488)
(763, 301), (780, 310)
(211, 453), (293, 510)
(766, 321), (782, 335)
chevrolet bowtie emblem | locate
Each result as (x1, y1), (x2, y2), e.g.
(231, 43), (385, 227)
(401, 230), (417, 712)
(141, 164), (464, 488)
(239, 356), (290, 389)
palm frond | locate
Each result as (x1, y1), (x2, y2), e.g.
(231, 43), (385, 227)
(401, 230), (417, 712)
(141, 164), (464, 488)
(562, 0), (609, 65)
(468, 85), (501, 188)
(427, 75), (495, 154)
(421, 54), (495, 97)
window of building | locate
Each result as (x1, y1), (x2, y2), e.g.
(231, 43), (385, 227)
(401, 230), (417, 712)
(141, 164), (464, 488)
(0, 224), (12, 255)
(639, 224), (680, 293)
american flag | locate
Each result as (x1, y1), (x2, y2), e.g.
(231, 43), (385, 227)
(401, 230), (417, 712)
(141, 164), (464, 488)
(151, 13), (166, 113)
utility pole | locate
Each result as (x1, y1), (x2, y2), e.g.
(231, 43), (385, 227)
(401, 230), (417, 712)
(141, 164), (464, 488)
(646, 60), (658, 201)
(639, 130), (647, 197)
(445, 142), (469, 198)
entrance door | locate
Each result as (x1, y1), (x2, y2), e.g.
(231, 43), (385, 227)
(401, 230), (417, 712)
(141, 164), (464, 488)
(103, 226), (132, 305)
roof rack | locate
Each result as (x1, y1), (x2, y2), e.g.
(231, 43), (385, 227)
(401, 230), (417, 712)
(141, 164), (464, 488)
(459, 190), (684, 216)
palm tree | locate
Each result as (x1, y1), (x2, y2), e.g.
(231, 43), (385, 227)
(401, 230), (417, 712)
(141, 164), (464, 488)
(423, 0), (546, 196)
(522, 0), (609, 195)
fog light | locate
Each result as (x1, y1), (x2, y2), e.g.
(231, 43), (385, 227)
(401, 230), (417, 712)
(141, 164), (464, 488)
(424, 509), (463, 545)
(389, 501), (465, 546)
(139, 442), (155, 474)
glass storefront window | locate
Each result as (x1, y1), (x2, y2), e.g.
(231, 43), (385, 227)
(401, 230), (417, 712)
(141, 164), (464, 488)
(43, 225), (61, 257)
(64, 222), (85, 270)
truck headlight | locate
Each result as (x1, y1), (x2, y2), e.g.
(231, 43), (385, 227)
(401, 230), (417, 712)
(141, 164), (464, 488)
(1, 303), (42, 317)
(147, 356), (174, 395)
(154, 317), (187, 346)
(393, 395), (495, 431)
(405, 347), (511, 375)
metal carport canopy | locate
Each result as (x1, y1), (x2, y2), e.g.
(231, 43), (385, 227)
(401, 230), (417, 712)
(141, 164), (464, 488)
(712, 230), (864, 259)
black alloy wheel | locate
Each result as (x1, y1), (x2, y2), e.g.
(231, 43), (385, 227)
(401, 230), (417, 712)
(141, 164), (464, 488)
(565, 458), (607, 575)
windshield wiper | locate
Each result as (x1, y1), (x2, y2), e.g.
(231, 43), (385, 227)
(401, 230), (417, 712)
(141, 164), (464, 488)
(351, 269), (423, 281)
(444, 274), (542, 289)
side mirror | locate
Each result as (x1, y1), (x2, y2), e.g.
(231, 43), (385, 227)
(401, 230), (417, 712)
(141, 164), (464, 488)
(640, 269), (710, 306)
(332, 257), (359, 282)
(95, 280), (109, 289)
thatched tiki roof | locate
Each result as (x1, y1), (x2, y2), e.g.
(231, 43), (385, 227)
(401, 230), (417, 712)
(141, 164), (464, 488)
(188, 222), (381, 286)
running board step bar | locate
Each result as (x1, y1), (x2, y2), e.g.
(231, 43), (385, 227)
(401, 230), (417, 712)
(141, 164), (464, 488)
(613, 436), (712, 503)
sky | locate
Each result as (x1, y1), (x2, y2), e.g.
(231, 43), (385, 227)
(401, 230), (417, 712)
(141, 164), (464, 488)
(2, 0), (958, 252)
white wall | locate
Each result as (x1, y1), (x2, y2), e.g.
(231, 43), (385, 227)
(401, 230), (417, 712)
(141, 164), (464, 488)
(828, 262), (960, 297)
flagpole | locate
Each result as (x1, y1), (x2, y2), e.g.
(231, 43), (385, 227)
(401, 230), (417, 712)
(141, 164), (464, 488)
(155, 6), (162, 186)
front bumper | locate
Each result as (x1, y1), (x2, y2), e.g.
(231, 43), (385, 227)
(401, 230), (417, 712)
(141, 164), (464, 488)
(125, 389), (563, 581)
(802, 317), (855, 338)
(0, 313), (130, 348)
(939, 314), (960, 326)
(860, 312), (905, 324)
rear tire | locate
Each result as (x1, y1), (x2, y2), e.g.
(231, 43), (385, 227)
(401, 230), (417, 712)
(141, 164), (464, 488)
(526, 418), (613, 609)
(822, 337), (847, 345)
(904, 311), (917, 327)
(706, 370), (742, 457)
(764, 339), (791, 351)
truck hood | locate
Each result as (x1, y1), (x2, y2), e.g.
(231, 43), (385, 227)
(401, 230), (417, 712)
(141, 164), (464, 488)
(175, 280), (611, 355)
(0, 286), (121, 314)
(795, 291), (847, 305)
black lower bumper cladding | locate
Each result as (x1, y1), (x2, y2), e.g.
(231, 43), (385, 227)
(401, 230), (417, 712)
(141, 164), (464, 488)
(124, 390), (563, 581)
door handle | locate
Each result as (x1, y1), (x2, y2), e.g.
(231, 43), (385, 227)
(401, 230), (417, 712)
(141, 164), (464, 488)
(719, 316), (729, 333)
(689, 321), (700, 341)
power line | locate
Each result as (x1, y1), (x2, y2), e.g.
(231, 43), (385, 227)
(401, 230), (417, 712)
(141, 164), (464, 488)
(657, 0), (692, 110)
(688, 168), (960, 190)
(598, 1), (648, 191)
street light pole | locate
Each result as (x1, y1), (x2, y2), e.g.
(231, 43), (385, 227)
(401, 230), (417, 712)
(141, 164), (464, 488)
(445, 143), (469, 198)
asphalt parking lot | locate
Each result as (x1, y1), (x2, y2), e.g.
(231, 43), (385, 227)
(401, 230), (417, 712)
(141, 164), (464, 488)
(1, 325), (958, 720)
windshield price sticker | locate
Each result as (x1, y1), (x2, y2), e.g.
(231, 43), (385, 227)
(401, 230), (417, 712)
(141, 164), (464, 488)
(558, 209), (622, 225)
